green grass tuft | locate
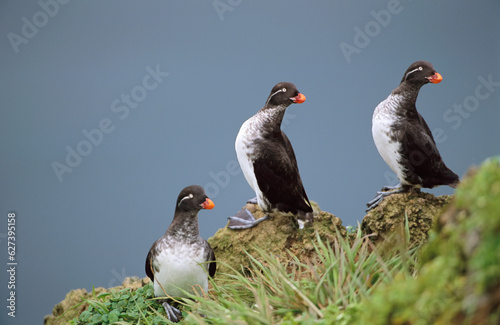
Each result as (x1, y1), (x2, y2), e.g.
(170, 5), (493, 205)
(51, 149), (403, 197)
(68, 159), (500, 324)
(357, 157), (500, 325)
(71, 227), (420, 324)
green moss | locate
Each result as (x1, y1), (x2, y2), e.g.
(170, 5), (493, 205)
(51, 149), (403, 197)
(362, 190), (453, 247)
(359, 157), (500, 325)
(208, 201), (346, 274)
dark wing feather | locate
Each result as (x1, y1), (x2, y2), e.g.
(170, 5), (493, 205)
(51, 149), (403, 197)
(416, 112), (436, 144)
(145, 248), (155, 282)
(145, 239), (161, 282)
(396, 113), (458, 187)
(253, 131), (312, 213)
(204, 240), (216, 278)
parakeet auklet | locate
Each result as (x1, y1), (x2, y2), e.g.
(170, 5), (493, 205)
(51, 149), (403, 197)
(367, 61), (459, 211)
(228, 82), (313, 230)
(145, 185), (216, 322)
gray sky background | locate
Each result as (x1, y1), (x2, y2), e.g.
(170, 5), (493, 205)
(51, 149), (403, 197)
(1, 1), (499, 323)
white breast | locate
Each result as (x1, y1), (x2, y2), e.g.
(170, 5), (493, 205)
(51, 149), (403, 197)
(235, 115), (270, 210)
(372, 94), (405, 183)
(153, 240), (209, 298)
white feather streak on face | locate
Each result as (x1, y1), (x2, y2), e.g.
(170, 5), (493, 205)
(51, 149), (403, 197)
(265, 88), (286, 106)
(405, 66), (423, 80)
(178, 193), (194, 207)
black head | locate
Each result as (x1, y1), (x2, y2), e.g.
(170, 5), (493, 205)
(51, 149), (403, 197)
(400, 61), (443, 86)
(264, 82), (306, 108)
(175, 185), (214, 213)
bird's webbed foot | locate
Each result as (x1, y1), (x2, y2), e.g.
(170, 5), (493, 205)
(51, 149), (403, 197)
(380, 183), (402, 191)
(161, 300), (182, 323)
(366, 184), (410, 212)
(246, 197), (258, 204)
(227, 208), (269, 230)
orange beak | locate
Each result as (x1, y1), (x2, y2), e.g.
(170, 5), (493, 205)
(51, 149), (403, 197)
(200, 198), (214, 210)
(290, 93), (306, 104)
(427, 72), (443, 84)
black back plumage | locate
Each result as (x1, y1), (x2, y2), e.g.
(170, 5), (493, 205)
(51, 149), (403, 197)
(253, 82), (312, 214)
(253, 131), (312, 214)
(392, 61), (459, 188)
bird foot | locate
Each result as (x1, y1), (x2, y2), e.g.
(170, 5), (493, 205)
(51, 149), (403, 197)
(246, 197), (258, 204)
(365, 192), (388, 211)
(380, 183), (402, 191)
(162, 301), (182, 323)
(366, 185), (408, 212)
(227, 208), (269, 230)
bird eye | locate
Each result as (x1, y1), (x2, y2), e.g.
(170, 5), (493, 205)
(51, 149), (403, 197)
(282, 88), (287, 92)
(418, 66), (423, 71)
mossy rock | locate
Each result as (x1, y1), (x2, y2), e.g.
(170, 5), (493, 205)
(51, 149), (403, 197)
(358, 157), (500, 325)
(208, 201), (346, 274)
(44, 277), (149, 325)
(361, 190), (453, 247)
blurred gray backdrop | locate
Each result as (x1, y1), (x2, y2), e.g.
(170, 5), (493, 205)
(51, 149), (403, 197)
(1, 1), (499, 323)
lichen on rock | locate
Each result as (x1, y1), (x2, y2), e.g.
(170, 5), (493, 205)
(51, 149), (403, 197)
(361, 189), (453, 247)
(208, 201), (346, 274)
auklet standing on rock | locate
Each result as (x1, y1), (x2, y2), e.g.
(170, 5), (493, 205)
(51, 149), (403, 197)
(367, 61), (459, 211)
(228, 82), (314, 230)
(145, 185), (216, 323)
